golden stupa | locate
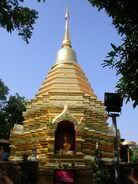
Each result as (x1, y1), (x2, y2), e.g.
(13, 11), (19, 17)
(10, 8), (114, 169)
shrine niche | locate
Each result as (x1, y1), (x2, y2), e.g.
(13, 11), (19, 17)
(54, 121), (76, 155)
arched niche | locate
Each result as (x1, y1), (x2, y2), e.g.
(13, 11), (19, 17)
(54, 121), (76, 154)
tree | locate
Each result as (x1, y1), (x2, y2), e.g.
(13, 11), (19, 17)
(131, 146), (138, 163)
(94, 146), (112, 184)
(88, 0), (138, 107)
(0, 79), (9, 101)
(0, 0), (44, 43)
(0, 79), (26, 139)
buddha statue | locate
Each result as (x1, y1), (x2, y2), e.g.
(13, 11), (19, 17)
(60, 136), (74, 155)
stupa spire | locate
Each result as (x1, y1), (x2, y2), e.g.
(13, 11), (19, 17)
(62, 7), (72, 48)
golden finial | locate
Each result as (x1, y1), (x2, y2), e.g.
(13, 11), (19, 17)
(62, 7), (72, 48)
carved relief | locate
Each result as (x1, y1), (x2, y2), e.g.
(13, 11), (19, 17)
(52, 105), (79, 129)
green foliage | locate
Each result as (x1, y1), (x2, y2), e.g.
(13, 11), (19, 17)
(88, 0), (138, 107)
(4, 93), (26, 125)
(0, 79), (9, 101)
(0, 0), (45, 43)
(94, 148), (112, 184)
(131, 146), (138, 163)
(0, 79), (26, 139)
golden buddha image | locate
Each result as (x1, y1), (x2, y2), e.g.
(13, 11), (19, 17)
(60, 136), (74, 155)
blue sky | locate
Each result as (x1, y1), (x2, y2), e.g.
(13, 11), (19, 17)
(0, 0), (137, 142)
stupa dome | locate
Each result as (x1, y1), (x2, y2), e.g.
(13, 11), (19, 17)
(56, 46), (77, 64)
